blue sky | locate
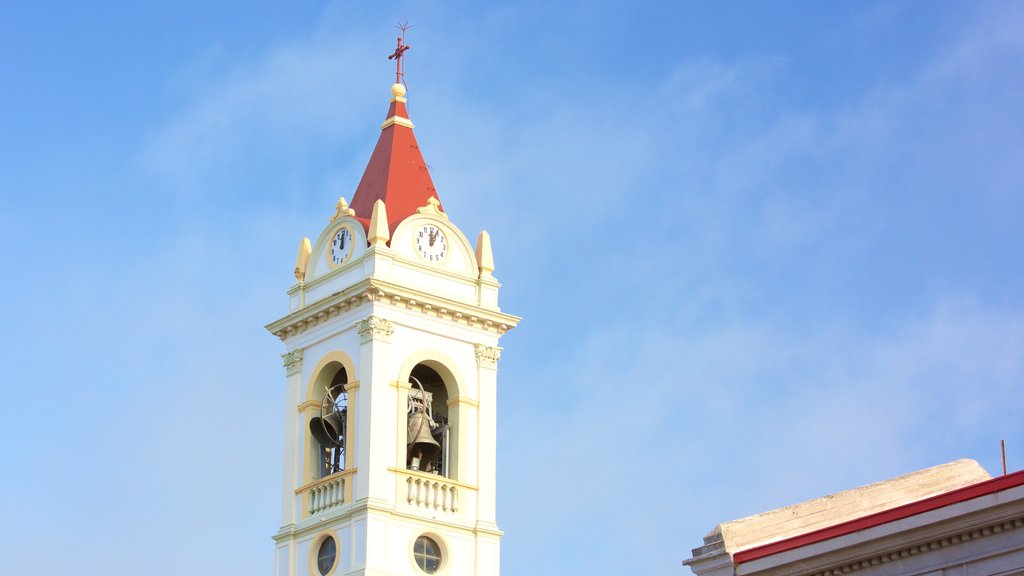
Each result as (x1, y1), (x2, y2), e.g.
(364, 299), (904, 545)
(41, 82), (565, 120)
(1, 2), (1022, 574)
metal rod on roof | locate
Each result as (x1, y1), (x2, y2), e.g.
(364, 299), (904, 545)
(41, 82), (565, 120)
(1002, 439), (1007, 475)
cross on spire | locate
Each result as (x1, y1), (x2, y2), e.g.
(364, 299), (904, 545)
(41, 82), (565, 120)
(388, 19), (413, 85)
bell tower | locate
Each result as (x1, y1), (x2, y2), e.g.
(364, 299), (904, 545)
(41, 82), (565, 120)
(266, 56), (519, 576)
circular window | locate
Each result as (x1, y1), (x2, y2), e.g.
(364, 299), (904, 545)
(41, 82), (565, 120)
(413, 535), (442, 574)
(316, 536), (337, 575)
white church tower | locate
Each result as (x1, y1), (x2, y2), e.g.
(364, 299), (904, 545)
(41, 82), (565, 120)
(266, 45), (519, 576)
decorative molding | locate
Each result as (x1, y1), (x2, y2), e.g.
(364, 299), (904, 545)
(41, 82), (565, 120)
(473, 522), (504, 538)
(475, 345), (501, 369)
(330, 196), (355, 221)
(272, 523), (297, 542)
(416, 196), (448, 220)
(266, 279), (520, 342)
(380, 116), (414, 130)
(447, 396), (479, 408)
(271, 295), (366, 340)
(364, 287), (385, 303)
(282, 350), (304, 376)
(357, 316), (394, 343)
(810, 516), (1024, 576)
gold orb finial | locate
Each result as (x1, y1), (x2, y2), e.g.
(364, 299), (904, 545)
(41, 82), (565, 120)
(391, 83), (406, 99)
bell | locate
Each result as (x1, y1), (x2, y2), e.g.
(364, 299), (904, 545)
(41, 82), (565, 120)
(407, 411), (441, 470)
(310, 409), (346, 448)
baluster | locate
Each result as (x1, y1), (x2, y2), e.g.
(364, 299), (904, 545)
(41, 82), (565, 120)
(442, 484), (450, 512)
(416, 479), (425, 506)
(406, 476), (415, 504)
(450, 487), (458, 513)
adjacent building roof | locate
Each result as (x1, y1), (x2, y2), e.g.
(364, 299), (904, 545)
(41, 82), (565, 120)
(735, 466), (1024, 564)
(692, 459), (990, 561)
(684, 460), (1024, 576)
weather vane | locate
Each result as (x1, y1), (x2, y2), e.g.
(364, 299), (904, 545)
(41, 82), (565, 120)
(388, 18), (413, 86)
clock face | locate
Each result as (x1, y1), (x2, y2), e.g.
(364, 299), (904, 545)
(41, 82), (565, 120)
(415, 224), (448, 262)
(327, 226), (354, 268)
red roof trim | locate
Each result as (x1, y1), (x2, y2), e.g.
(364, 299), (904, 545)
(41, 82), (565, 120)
(734, 469), (1024, 564)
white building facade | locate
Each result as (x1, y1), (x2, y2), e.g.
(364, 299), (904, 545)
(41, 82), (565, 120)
(266, 81), (519, 576)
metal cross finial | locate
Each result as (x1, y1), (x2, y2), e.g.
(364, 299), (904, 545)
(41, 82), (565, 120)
(388, 19), (413, 85)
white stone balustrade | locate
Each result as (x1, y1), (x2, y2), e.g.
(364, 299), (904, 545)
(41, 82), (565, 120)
(300, 473), (349, 516)
(405, 474), (459, 513)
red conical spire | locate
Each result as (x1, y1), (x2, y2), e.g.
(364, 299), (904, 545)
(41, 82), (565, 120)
(348, 82), (442, 234)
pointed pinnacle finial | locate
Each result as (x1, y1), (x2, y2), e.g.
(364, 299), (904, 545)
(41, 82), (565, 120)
(368, 199), (391, 246)
(294, 237), (312, 281)
(476, 230), (495, 278)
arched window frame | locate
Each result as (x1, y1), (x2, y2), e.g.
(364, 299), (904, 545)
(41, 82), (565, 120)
(397, 352), (468, 481)
(302, 351), (358, 485)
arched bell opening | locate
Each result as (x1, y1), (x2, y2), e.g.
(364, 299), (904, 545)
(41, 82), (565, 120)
(308, 364), (349, 480)
(406, 363), (453, 478)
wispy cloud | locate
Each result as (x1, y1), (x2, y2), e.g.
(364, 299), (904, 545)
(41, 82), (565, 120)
(5, 3), (1022, 575)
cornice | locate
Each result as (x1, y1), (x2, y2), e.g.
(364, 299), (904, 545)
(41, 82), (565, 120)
(809, 515), (1024, 576)
(369, 278), (520, 332)
(267, 278), (373, 340)
(267, 278), (521, 342)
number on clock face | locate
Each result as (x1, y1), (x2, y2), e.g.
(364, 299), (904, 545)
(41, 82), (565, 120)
(328, 227), (353, 267)
(416, 224), (448, 262)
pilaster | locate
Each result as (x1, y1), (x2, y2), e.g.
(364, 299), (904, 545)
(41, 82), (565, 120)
(474, 345), (501, 530)
(281, 349), (304, 528)
(354, 315), (395, 506)
(276, 350), (304, 576)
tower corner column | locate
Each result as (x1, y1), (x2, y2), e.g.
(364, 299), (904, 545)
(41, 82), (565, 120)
(474, 344), (502, 531)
